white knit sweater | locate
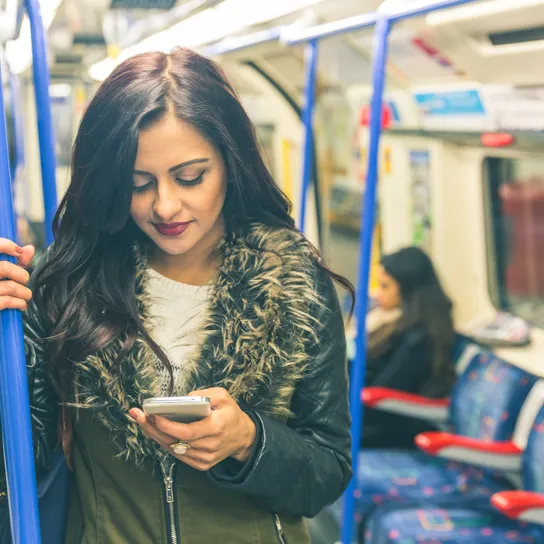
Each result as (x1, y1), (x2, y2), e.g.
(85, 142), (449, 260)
(146, 268), (211, 396)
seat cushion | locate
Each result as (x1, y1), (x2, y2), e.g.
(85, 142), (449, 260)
(354, 450), (512, 522)
(365, 504), (544, 543)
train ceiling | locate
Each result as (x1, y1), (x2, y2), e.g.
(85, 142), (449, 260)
(36, 0), (381, 83)
(4, 0), (544, 93)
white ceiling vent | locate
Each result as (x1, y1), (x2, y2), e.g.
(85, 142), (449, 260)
(423, 0), (544, 84)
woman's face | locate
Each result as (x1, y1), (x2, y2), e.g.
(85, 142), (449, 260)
(130, 113), (227, 260)
(376, 265), (401, 311)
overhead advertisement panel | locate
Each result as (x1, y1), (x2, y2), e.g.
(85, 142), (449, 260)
(414, 89), (485, 116)
(413, 87), (487, 131)
(412, 85), (544, 132)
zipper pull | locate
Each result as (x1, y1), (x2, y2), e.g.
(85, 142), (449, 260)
(273, 514), (288, 544)
(164, 476), (174, 503)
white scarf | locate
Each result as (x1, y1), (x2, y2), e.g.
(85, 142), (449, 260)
(366, 306), (402, 334)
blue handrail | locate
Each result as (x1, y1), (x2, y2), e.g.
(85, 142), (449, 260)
(0, 61), (43, 544)
(288, 2), (481, 543)
(340, 16), (391, 544)
(284, 0), (481, 44)
(385, 0), (480, 21)
(283, 12), (380, 45)
(0, 0), (60, 540)
(25, 0), (58, 247)
(204, 26), (284, 56)
(299, 39), (318, 233)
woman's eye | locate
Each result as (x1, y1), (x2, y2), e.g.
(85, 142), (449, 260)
(132, 171), (205, 192)
(132, 183), (151, 193)
(177, 172), (205, 187)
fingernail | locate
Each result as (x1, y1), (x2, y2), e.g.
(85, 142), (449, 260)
(148, 415), (156, 425)
(128, 409), (138, 421)
(15, 246), (23, 255)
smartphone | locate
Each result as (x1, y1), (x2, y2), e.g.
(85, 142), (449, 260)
(142, 396), (211, 423)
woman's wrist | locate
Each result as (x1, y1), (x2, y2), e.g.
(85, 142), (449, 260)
(232, 413), (257, 462)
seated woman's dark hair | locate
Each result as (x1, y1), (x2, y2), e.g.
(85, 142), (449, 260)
(380, 246), (455, 382)
(31, 47), (353, 399)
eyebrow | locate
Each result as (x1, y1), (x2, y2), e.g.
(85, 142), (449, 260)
(134, 158), (209, 176)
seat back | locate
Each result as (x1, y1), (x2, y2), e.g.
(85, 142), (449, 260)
(449, 350), (538, 441)
(522, 388), (544, 493)
(451, 333), (481, 374)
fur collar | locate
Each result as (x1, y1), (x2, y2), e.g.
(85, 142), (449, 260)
(71, 224), (326, 467)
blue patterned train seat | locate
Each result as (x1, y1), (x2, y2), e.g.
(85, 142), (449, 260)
(351, 350), (538, 527)
(365, 504), (543, 544)
(365, 390), (544, 544)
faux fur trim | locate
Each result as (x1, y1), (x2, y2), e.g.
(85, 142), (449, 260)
(71, 224), (326, 467)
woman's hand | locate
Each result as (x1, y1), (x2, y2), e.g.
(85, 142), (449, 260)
(0, 239), (35, 311)
(130, 387), (256, 471)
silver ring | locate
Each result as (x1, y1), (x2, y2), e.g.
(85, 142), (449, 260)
(171, 440), (190, 455)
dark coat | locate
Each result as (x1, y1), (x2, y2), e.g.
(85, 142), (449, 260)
(6, 224), (352, 543)
(363, 325), (452, 449)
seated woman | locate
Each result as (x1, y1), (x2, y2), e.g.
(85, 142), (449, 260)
(362, 246), (456, 449)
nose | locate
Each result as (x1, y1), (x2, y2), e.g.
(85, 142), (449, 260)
(153, 181), (183, 221)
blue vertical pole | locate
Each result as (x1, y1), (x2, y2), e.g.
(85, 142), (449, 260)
(299, 39), (318, 234)
(341, 16), (391, 544)
(25, 0), (58, 246)
(0, 62), (43, 544)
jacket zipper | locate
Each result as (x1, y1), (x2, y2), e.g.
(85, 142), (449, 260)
(272, 513), (288, 544)
(160, 457), (180, 544)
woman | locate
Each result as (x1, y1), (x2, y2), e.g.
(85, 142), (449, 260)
(0, 48), (352, 543)
(363, 246), (456, 449)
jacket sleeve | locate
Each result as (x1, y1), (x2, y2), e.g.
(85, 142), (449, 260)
(208, 272), (352, 518)
(0, 295), (60, 489)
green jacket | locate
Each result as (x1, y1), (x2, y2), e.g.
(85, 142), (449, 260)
(18, 224), (352, 543)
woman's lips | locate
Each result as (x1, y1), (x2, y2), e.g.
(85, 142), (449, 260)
(153, 222), (191, 237)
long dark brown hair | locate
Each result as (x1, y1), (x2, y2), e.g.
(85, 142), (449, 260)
(369, 247), (455, 382)
(31, 48), (354, 399)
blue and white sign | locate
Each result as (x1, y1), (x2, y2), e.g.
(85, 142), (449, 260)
(414, 89), (486, 116)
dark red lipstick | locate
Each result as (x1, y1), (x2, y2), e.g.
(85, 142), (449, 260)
(153, 222), (191, 237)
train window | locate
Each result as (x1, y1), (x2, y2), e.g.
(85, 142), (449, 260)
(485, 156), (544, 325)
